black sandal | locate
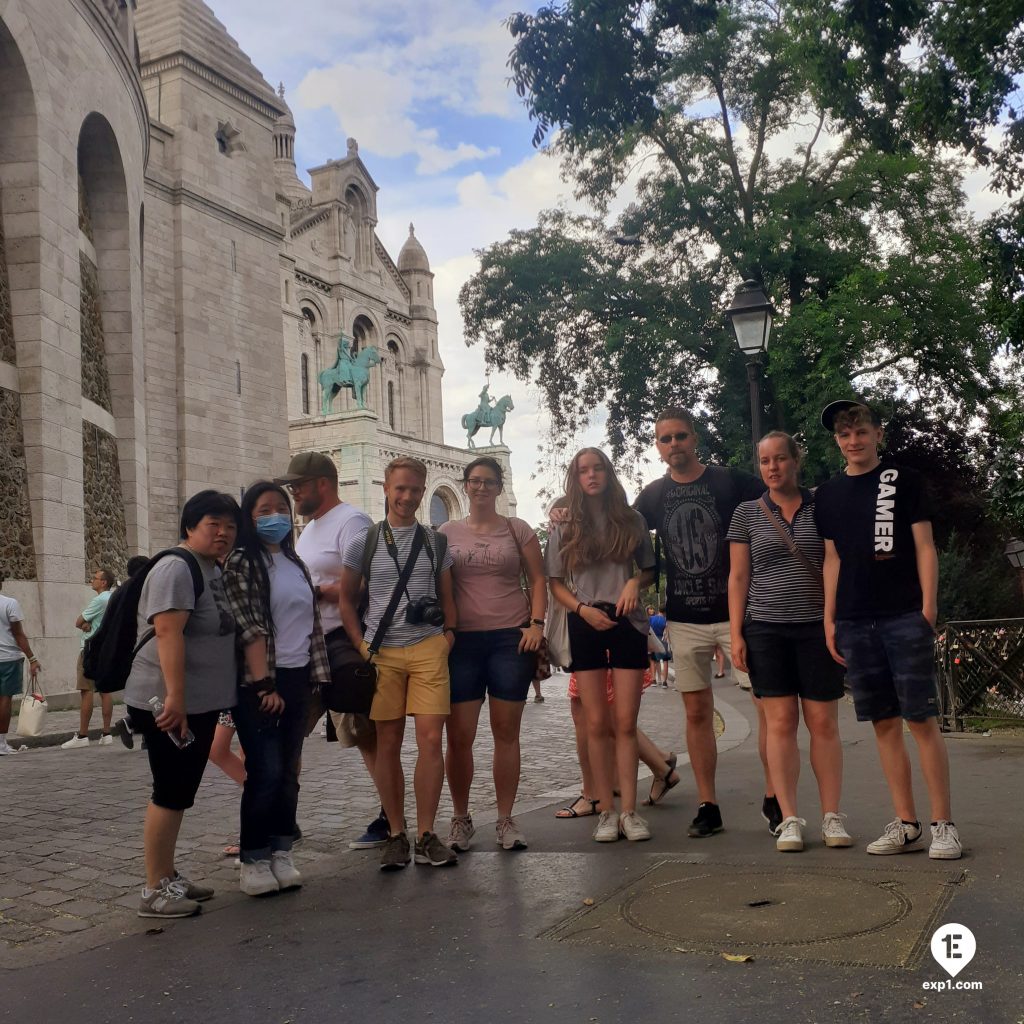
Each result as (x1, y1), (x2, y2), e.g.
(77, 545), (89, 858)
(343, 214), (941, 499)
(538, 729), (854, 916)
(644, 753), (680, 806)
(555, 795), (599, 818)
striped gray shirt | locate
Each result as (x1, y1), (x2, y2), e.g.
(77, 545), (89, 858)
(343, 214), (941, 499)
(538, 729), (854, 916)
(342, 523), (453, 648)
(727, 491), (824, 623)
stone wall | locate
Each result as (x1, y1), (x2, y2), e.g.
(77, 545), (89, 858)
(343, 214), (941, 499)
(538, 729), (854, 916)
(79, 253), (113, 413)
(0, 388), (37, 579)
(0, 198), (15, 364)
(83, 421), (129, 582)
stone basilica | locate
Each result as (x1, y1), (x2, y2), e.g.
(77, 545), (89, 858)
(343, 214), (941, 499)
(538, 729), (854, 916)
(0, 0), (516, 695)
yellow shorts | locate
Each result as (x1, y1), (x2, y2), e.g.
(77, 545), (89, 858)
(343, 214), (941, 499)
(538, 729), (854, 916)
(666, 620), (750, 693)
(361, 634), (450, 721)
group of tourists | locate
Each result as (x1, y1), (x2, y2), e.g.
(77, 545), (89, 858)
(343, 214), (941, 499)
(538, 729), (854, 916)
(7, 395), (958, 920)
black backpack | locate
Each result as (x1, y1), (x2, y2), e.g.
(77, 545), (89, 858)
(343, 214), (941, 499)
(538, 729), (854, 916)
(82, 548), (204, 693)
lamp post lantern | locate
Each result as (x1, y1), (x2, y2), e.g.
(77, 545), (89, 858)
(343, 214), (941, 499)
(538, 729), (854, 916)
(1005, 538), (1024, 598)
(725, 279), (774, 469)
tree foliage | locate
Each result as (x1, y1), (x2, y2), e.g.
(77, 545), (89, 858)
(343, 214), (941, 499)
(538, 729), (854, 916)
(462, 0), (1008, 484)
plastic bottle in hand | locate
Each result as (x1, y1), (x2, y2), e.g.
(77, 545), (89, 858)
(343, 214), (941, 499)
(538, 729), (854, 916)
(147, 696), (195, 749)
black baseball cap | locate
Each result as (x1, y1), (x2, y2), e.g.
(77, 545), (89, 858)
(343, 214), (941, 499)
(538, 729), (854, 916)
(820, 399), (882, 432)
(275, 451), (338, 484)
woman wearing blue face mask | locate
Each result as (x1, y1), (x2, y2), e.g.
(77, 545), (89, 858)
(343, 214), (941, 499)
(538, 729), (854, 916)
(221, 481), (331, 896)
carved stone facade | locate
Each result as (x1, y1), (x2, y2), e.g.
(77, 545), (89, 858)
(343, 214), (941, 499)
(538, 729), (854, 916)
(79, 254), (113, 413)
(82, 421), (129, 583)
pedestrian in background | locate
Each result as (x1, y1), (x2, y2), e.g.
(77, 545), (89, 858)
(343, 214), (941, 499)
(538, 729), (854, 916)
(222, 481), (330, 896)
(0, 571), (41, 755)
(62, 568), (116, 749)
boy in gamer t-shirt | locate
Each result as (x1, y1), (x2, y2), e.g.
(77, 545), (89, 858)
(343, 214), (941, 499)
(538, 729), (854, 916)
(814, 400), (961, 861)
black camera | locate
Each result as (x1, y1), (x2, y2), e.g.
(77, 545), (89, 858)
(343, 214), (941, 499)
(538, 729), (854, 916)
(591, 601), (620, 620)
(406, 595), (445, 627)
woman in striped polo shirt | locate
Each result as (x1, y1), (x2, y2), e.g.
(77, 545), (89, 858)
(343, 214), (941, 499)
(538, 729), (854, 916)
(727, 432), (853, 854)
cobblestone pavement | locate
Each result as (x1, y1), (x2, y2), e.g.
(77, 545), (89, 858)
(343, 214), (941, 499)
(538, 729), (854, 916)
(0, 672), (718, 968)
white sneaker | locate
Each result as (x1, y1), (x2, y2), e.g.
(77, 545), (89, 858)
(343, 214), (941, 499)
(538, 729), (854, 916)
(619, 810), (651, 842)
(866, 818), (925, 855)
(496, 817), (528, 851)
(239, 859), (279, 896)
(775, 816), (806, 852)
(61, 735), (90, 749)
(821, 811), (854, 848)
(98, 734), (113, 746)
(0, 737), (13, 755)
(446, 814), (475, 852)
(593, 809), (620, 843)
(929, 821), (962, 860)
(270, 851), (303, 889)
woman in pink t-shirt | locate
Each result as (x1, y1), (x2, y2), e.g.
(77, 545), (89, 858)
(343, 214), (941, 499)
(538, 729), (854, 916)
(439, 457), (547, 853)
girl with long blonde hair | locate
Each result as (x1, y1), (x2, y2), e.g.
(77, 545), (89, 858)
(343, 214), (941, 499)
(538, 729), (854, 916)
(545, 448), (657, 843)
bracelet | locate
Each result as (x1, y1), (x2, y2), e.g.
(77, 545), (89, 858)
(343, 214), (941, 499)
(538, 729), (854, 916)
(575, 602), (583, 616)
(530, 618), (544, 627)
(29, 656), (39, 663)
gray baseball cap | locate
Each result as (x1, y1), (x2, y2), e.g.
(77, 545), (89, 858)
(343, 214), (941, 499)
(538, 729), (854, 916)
(274, 451), (338, 484)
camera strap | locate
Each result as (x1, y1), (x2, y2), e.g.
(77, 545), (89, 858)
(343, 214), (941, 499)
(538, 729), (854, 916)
(381, 520), (437, 604)
(366, 521), (426, 656)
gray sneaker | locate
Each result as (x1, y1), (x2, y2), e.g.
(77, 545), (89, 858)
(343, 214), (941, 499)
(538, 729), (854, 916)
(496, 816), (528, 850)
(866, 818), (925, 855)
(379, 832), (411, 872)
(172, 871), (214, 901)
(415, 830), (458, 867)
(138, 878), (201, 919)
(446, 814), (475, 852)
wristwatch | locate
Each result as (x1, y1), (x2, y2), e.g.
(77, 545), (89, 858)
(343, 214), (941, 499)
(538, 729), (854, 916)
(530, 618), (544, 627)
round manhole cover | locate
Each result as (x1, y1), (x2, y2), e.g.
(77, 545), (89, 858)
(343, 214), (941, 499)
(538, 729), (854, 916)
(622, 870), (909, 947)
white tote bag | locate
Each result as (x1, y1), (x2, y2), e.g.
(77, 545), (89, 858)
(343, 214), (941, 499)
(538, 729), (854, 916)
(16, 675), (48, 738)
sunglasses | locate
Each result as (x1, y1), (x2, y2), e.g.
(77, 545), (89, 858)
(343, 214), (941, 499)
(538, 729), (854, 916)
(658, 431), (691, 444)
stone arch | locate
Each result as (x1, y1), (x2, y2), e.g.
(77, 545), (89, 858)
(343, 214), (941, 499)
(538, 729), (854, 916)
(343, 183), (371, 266)
(0, 16), (39, 578)
(384, 333), (406, 433)
(77, 111), (131, 581)
(429, 485), (463, 527)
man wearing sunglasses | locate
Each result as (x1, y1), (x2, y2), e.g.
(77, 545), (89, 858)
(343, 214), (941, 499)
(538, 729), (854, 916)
(635, 407), (766, 839)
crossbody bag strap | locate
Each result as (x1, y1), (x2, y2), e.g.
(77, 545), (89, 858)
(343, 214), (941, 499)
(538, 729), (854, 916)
(757, 497), (823, 594)
(366, 523), (426, 657)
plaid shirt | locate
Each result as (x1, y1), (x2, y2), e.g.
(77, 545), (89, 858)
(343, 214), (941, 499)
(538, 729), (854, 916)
(221, 549), (331, 689)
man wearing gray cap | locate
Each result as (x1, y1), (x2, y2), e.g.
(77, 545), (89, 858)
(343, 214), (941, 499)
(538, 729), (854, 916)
(277, 452), (388, 849)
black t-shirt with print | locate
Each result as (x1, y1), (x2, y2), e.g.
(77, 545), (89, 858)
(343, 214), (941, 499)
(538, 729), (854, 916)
(814, 463), (932, 620)
(635, 466), (765, 624)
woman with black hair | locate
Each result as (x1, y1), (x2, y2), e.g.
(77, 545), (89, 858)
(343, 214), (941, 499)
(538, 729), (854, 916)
(125, 489), (241, 919)
(221, 481), (330, 896)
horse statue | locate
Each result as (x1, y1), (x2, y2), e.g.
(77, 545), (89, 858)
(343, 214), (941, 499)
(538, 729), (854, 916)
(462, 394), (514, 448)
(318, 345), (382, 414)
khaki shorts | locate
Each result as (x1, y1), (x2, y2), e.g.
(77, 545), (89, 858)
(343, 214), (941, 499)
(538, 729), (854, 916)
(361, 634), (450, 721)
(76, 651), (96, 693)
(328, 711), (376, 748)
(667, 620), (750, 693)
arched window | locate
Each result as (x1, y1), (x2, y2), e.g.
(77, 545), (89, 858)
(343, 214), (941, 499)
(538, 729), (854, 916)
(387, 381), (395, 429)
(301, 353), (310, 414)
(429, 492), (450, 527)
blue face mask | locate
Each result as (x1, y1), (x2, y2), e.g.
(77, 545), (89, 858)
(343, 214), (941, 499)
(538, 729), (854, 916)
(255, 513), (292, 544)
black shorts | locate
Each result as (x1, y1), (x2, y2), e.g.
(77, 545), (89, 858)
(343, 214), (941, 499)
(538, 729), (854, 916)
(568, 612), (649, 672)
(742, 620), (845, 702)
(130, 706), (220, 811)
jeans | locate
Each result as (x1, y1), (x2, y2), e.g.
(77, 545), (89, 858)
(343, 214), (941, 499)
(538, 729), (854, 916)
(233, 665), (312, 862)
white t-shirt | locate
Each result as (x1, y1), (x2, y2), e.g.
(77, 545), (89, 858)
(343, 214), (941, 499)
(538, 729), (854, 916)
(269, 552), (315, 668)
(0, 595), (25, 662)
(295, 502), (372, 633)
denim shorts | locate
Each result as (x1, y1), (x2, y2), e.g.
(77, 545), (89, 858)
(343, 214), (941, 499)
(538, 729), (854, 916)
(835, 611), (939, 722)
(743, 620), (845, 702)
(449, 627), (535, 704)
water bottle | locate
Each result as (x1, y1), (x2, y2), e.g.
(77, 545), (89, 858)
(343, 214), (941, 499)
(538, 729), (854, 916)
(148, 696), (195, 749)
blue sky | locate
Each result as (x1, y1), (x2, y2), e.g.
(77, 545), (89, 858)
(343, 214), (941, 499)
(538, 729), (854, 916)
(209, 0), (594, 524)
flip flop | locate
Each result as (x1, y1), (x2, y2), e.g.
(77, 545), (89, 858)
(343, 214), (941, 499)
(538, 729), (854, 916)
(644, 753), (680, 806)
(555, 795), (599, 818)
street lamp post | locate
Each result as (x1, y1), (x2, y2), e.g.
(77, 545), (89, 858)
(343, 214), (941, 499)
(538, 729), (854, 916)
(725, 279), (774, 469)
(1004, 538), (1024, 598)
